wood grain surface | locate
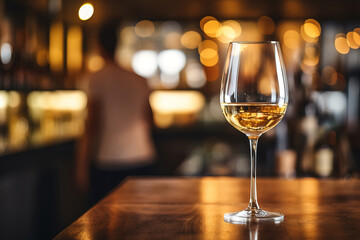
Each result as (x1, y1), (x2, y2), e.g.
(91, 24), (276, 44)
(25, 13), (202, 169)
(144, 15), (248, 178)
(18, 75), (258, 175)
(54, 177), (360, 239)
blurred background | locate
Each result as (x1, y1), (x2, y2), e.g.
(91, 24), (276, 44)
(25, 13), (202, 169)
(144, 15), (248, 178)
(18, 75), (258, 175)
(0, 0), (359, 238)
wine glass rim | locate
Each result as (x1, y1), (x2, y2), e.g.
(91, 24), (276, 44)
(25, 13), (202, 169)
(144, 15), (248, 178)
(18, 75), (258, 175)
(230, 41), (279, 45)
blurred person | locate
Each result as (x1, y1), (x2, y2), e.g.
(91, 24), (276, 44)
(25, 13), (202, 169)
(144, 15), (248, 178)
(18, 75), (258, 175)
(76, 20), (156, 204)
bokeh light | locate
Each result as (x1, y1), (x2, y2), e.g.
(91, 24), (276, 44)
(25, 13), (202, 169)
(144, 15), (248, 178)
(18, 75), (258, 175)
(302, 56), (319, 66)
(200, 16), (216, 31)
(115, 47), (134, 70)
(198, 40), (218, 53)
(49, 22), (64, 72)
(120, 26), (136, 45)
(305, 43), (320, 59)
(8, 91), (21, 108)
(78, 3), (94, 21)
(67, 26), (83, 73)
(335, 33), (350, 54)
(354, 28), (360, 45)
(200, 48), (217, 59)
(135, 20), (155, 37)
(161, 21), (182, 35)
(203, 20), (221, 38)
(303, 42), (320, 67)
(185, 60), (206, 88)
(283, 30), (300, 49)
(27, 91), (87, 111)
(131, 50), (158, 77)
(87, 55), (104, 72)
(217, 25), (236, 43)
(303, 19), (321, 38)
(150, 90), (205, 114)
(346, 31), (360, 49)
(158, 49), (186, 75)
(0, 91), (8, 108)
(164, 32), (182, 49)
(200, 55), (219, 67)
(160, 73), (180, 89)
(257, 16), (275, 35)
(217, 20), (242, 43)
(0, 43), (12, 64)
(300, 22), (319, 43)
(181, 31), (202, 49)
(198, 40), (218, 67)
(222, 20), (242, 37)
(36, 49), (48, 67)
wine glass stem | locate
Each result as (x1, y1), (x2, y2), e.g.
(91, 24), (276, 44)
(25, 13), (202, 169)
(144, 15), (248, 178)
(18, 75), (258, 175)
(247, 136), (260, 211)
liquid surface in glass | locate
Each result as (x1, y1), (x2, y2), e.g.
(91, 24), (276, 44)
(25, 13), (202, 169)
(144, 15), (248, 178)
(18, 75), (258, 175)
(221, 103), (287, 136)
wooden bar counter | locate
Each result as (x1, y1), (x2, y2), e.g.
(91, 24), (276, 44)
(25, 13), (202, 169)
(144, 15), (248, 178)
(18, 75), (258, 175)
(55, 177), (360, 239)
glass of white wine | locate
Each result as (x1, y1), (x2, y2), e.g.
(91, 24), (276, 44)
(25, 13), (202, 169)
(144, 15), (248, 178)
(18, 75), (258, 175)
(220, 41), (288, 223)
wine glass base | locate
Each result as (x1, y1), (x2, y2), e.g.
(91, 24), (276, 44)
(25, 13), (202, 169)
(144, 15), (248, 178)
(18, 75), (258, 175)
(224, 209), (284, 224)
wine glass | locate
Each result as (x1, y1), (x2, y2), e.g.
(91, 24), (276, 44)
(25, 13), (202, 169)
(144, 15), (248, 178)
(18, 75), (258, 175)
(220, 41), (288, 223)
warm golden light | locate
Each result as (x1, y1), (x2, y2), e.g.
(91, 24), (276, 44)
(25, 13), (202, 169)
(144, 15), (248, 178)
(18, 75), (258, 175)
(303, 19), (321, 38)
(257, 16), (275, 35)
(200, 16), (216, 31)
(0, 91), (8, 110)
(120, 26), (136, 45)
(27, 91), (87, 111)
(259, 76), (273, 95)
(135, 20), (155, 37)
(181, 31), (202, 49)
(203, 20), (221, 38)
(36, 49), (48, 67)
(115, 47), (134, 70)
(198, 40), (218, 54)
(305, 43), (320, 59)
(330, 72), (339, 86)
(303, 56), (319, 66)
(283, 30), (300, 49)
(8, 91), (21, 108)
(299, 179), (320, 239)
(87, 55), (105, 72)
(200, 48), (217, 59)
(200, 54), (218, 67)
(222, 20), (242, 37)
(216, 26), (236, 43)
(346, 31), (360, 49)
(149, 90), (206, 128)
(150, 90), (205, 114)
(198, 40), (218, 67)
(78, 3), (94, 21)
(300, 24), (318, 43)
(67, 26), (83, 73)
(49, 22), (63, 72)
(354, 28), (360, 45)
(335, 34), (350, 54)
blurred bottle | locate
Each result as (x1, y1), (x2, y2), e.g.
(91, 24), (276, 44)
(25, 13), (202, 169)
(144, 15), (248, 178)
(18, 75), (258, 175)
(275, 119), (297, 178)
(314, 148), (334, 177)
(299, 101), (318, 175)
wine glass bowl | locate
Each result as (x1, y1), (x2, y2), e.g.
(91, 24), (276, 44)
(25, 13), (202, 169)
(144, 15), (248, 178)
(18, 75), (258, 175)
(220, 41), (288, 223)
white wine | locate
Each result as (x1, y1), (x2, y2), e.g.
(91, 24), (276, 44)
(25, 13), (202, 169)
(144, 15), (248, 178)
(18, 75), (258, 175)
(221, 103), (287, 136)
